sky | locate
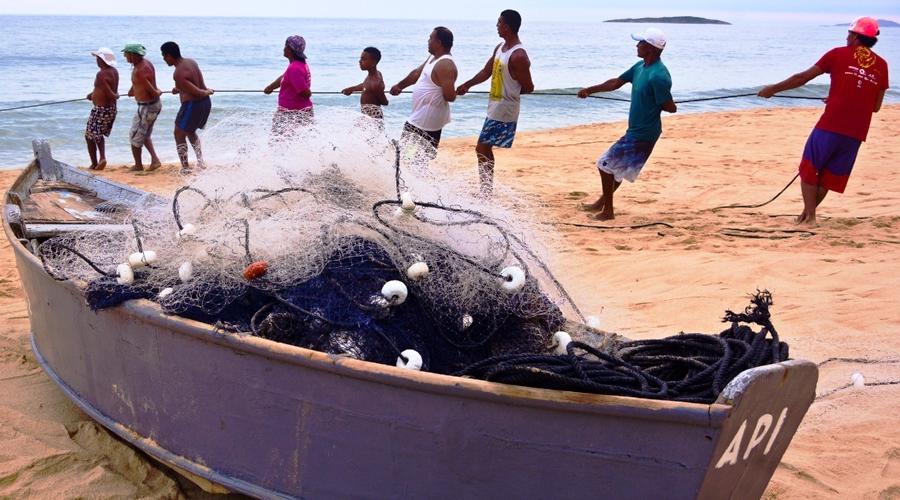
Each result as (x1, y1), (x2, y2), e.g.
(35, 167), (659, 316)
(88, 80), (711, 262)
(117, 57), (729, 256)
(1, 0), (898, 23)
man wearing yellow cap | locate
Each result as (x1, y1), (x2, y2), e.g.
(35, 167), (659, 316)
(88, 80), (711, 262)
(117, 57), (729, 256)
(122, 43), (163, 172)
(759, 17), (889, 226)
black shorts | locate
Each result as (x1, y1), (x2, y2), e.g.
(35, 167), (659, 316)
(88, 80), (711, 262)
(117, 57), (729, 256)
(175, 96), (212, 133)
(402, 121), (442, 149)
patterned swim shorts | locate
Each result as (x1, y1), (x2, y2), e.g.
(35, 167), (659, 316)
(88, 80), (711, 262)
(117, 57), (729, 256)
(596, 135), (657, 183)
(477, 118), (517, 148)
(130, 99), (162, 148)
(85, 104), (117, 141)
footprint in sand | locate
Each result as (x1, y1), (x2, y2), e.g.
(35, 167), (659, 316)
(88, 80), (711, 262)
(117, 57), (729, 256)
(883, 448), (900, 479)
(565, 191), (589, 200)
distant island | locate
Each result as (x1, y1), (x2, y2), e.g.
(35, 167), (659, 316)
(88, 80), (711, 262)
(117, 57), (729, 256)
(831, 19), (898, 28)
(605, 16), (730, 25)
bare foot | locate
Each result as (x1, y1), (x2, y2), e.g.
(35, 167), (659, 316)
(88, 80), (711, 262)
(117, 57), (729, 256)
(795, 211), (809, 224)
(592, 211), (615, 221)
(180, 167), (193, 175)
(96, 159), (107, 171)
(579, 198), (604, 212)
(87, 163), (98, 170)
(129, 164), (144, 172)
(146, 161), (162, 172)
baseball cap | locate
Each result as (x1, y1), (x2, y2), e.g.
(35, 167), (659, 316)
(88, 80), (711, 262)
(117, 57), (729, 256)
(121, 43), (147, 56)
(90, 47), (117, 67)
(849, 17), (880, 38)
(631, 28), (667, 50)
(285, 35), (306, 59)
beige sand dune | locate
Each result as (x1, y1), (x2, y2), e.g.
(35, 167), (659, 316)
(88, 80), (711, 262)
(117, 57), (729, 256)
(1, 105), (898, 498)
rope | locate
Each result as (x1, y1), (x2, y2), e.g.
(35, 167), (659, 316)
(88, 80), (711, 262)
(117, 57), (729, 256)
(0, 90), (828, 112)
(457, 291), (786, 403)
(710, 173), (800, 211)
(546, 221), (674, 230)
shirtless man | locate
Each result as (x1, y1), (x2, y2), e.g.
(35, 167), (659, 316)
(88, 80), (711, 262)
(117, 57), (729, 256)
(122, 43), (163, 172)
(161, 41), (214, 174)
(85, 47), (119, 170)
(342, 46), (389, 121)
(390, 27), (458, 160)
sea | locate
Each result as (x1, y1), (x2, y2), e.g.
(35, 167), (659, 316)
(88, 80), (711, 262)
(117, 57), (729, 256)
(0, 15), (897, 168)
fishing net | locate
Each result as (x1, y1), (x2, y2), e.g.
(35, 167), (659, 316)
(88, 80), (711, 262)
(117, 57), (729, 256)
(36, 108), (788, 401)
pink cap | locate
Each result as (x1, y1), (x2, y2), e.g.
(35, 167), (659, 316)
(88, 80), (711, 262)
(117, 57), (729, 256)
(849, 17), (879, 38)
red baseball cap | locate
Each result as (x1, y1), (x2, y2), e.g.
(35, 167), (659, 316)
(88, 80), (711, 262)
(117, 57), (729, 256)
(849, 17), (880, 38)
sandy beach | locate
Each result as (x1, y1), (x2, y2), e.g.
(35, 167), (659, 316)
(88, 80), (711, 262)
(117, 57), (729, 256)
(1, 104), (899, 498)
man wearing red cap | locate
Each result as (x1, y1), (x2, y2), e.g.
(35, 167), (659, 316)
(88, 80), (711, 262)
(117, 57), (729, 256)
(759, 17), (889, 226)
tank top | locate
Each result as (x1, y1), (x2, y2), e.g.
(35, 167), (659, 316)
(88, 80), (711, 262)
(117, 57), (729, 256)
(486, 43), (525, 123)
(409, 55), (453, 132)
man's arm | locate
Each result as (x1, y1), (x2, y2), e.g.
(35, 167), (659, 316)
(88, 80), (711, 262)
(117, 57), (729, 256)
(758, 66), (823, 98)
(137, 65), (162, 97)
(661, 99), (677, 113)
(341, 82), (364, 95)
(174, 70), (213, 98)
(372, 77), (389, 106)
(433, 59), (458, 102)
(874, 89), (886, 112)
(508, 49), (534, 94)
(577, 78), (627, 98)
(100, 72), (117, 101)
(264, 75), (283, 94)
(456, 52), (495, 95)
(391, 58), (428, 95)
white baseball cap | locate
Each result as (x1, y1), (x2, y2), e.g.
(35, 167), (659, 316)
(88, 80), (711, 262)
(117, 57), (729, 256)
(90, 47), (117, 67)
(631, 28), (667, 50)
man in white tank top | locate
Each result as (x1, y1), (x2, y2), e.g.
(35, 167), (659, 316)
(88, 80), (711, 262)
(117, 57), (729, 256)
(457, 10), (534, 196)
(390, 27), (458, 160)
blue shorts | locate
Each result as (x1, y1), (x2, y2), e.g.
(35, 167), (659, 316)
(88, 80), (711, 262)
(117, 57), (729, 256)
(175, 96), (212, 133)
(597, 135), (657, 183)
(798, 128), (861, 194)
(478, 118), (517, 148)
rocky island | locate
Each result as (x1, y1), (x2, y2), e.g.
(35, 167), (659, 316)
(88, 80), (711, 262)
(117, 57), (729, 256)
(605, 16), (730, 25)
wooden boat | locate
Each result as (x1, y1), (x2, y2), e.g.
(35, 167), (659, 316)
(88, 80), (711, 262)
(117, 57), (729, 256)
(3, 141), (818, 499)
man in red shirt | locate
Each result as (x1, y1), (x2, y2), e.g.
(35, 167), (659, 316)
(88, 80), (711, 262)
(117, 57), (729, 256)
(759, 17), (889, 225)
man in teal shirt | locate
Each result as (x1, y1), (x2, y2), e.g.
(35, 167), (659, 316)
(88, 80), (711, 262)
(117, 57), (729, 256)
(578, 28), (677, 220)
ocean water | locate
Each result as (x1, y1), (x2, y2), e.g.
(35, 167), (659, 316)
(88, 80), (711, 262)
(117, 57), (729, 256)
(0, 15), (897, 168)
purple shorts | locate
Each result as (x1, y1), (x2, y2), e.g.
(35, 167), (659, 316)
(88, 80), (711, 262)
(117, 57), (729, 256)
(799, 128), (861, 193)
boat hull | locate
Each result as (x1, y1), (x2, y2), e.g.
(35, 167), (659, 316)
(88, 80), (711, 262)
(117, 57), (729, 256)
(4, 145), (818, 499)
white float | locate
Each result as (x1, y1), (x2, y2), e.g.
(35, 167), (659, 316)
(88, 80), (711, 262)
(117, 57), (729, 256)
(396, 349), (423, 371)
(400, 192), (416, 212)
(127, 250), (158, 268)
(551, 331), (573, 355)
(116, 263), (134, 285)
(406, 262), (429, 281)
(178, 261), (194, 282)
(499, 266), (526, 293)
(381, 280), (408, 305)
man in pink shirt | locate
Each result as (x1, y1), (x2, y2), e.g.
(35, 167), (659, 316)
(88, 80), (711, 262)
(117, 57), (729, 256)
(264, 35), (313, 136)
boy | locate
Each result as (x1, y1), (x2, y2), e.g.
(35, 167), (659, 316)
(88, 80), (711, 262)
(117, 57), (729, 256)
(342, 47), (389, 120)
(85, 47), (119, 170)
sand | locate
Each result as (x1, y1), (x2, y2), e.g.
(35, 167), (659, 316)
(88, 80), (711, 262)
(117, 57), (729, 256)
(1, 105), (898, 498)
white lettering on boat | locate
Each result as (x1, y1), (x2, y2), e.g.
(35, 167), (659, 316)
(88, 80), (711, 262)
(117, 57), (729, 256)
(715, 407), (789, 469)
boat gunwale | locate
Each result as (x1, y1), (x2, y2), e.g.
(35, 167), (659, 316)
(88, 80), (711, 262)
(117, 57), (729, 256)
(4, 160), (735, 427)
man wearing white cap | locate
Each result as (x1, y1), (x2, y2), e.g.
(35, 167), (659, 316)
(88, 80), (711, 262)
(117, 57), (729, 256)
(85, 48), (119, 170)
(577, 28), (676, 220)
(759, 17), (889, 226)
